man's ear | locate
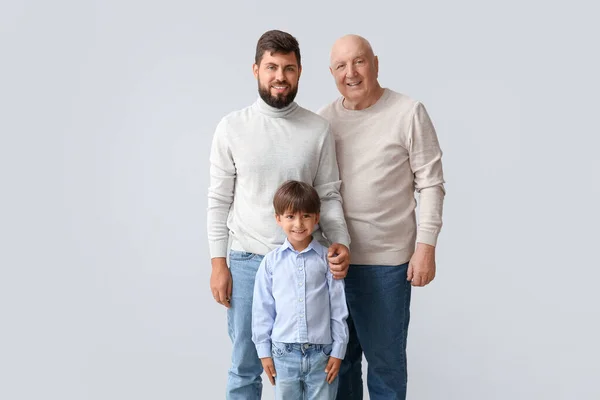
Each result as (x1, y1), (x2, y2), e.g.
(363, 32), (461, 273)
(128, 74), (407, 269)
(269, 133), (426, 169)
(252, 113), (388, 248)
(374, 55), (379, 77)
(253, 63), (259, 79)
(298, 65), (302, 79)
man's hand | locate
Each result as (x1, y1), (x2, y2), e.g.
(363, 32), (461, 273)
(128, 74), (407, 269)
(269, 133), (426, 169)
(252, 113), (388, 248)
(260, 357), (277, 385)
(325, 356), (342, 383)
(327, 243), (350, 279)
(407, 242), (436, 287)
(210, 257), (232, 308)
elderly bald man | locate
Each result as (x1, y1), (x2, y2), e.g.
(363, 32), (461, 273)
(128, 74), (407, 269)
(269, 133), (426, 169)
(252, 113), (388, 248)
(318, 34), (446, 399)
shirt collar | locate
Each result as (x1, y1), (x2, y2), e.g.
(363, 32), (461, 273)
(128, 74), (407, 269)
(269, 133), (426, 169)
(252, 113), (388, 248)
(278, 236), (324, 257)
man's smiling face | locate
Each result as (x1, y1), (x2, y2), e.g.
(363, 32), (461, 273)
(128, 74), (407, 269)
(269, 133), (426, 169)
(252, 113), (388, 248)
(330, 35), (380, 107)
(254, 51), (301, 109)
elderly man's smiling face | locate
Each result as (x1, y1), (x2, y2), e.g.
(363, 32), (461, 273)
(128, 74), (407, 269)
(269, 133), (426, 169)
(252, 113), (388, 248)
(329, 35), (381, 109)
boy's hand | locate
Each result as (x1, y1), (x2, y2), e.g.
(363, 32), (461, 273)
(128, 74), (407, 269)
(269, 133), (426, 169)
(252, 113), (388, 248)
(324, 356), (342, 384)
(260, 357), (277, 385)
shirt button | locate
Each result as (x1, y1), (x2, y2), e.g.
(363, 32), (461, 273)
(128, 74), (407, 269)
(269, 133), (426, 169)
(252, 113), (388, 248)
(299, 298), (303, 302)
(299, 314), (304, 318)
(298, 282), (303, 287)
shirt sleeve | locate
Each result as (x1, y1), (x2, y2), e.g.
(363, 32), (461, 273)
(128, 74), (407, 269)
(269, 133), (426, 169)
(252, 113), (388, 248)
(252, 256), (276, 358)
(407, 102), (446, 246)
(313, 125), (351, 248)
(326, 265), (349, 359)
(207, 118), (235, 258)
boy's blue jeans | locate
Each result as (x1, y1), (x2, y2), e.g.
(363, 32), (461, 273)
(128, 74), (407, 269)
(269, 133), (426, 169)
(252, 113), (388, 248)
(271, 342), (338, 400)
(226, 251), (264, 400)
(337, 263), (412, 400)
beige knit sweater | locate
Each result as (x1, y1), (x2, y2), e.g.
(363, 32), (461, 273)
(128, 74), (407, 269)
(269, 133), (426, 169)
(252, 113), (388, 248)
(318, 89), (445, 265)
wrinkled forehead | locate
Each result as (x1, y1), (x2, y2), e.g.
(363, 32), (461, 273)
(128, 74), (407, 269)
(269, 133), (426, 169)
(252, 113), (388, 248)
(330, 39), (371, 65)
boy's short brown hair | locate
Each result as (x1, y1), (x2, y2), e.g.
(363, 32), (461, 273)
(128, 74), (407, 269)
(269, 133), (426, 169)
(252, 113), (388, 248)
(273, 180), (320, 215)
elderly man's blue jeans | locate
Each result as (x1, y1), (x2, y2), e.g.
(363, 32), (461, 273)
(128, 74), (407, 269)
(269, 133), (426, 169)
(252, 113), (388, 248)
(336, 263), (412, 400)
(225, 251), (264, 400)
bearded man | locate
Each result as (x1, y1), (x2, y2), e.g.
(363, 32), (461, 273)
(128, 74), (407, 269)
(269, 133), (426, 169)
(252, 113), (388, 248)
(207, 29), (351, 400)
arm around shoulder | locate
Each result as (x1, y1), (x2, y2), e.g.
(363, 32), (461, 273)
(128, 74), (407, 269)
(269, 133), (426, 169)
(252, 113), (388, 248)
(313, 126), (350, 247)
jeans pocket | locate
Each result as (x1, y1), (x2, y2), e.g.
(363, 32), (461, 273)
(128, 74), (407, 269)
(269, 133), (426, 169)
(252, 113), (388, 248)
(322, 344), (333, 356)
(271, 342), (288, 358)
(229, 250), (256, 261)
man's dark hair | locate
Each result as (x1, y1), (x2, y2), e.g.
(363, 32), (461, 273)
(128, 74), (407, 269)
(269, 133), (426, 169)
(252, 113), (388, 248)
(255, 30), (301, 67)
(273, 180), (320, 215)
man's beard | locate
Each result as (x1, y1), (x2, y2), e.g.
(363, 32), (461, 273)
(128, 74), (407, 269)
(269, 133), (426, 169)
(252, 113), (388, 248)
(258, 80), (298, 109)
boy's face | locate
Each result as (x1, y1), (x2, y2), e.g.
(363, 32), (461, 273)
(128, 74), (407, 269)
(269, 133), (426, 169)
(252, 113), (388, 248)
(276, 210), (320, 250)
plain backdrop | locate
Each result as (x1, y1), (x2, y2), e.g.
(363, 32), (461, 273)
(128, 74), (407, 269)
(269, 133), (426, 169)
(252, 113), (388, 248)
(1, 0), (599, 399)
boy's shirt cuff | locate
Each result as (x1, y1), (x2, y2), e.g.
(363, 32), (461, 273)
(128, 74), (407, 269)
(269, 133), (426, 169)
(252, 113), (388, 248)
(331, 341), (347, 360)
(255, 341), (272, 359)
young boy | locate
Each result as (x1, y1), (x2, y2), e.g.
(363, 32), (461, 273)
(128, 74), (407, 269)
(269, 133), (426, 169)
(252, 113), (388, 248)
(251, 180), (349, 400)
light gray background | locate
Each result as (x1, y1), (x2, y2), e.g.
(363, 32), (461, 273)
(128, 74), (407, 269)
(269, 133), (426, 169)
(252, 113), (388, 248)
(1, 0), (599, 399)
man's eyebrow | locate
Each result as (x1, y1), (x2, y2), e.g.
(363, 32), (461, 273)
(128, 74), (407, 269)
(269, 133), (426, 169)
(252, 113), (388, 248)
(264, 62), (297, 68)
(331, 52), (366, 64)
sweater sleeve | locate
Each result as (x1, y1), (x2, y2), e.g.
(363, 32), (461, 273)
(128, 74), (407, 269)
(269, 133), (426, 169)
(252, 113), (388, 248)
(313, 126), (351, 247)
(407, 103), (445, 246)
(207, 119), (235, 258)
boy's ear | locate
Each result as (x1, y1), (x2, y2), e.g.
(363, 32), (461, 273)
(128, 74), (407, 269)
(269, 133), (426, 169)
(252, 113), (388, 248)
(275, 214), (282, 226)
(315, 213), (320, 224)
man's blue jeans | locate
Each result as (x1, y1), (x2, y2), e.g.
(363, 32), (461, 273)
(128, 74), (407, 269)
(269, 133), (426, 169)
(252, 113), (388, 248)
(226, 251), (264, 400)
(272, 342), (338, 400)
(336, 263), (412, 400)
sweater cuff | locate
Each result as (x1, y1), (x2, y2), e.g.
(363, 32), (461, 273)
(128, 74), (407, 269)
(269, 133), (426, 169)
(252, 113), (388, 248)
(209, 240), (229, 259)
(416, 230), (439, 247)
(326, 231), (351, 249)
(255, 341), (272, 359)
(330, 341), (347, 360)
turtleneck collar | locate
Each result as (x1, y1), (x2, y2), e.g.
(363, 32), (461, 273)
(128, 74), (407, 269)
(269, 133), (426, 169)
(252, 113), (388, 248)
(255, 96), (299, 118)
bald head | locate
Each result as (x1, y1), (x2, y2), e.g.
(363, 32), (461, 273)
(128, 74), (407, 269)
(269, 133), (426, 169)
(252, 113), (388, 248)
(330, 34), (375, 67)
(328, 34), (383, 110)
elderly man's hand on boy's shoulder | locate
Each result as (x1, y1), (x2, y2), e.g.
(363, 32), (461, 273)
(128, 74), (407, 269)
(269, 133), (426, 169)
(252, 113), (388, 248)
(328, 243), (350, 279)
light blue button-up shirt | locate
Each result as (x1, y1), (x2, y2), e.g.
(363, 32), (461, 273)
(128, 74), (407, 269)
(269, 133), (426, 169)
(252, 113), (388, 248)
(252, 237), (349, 359)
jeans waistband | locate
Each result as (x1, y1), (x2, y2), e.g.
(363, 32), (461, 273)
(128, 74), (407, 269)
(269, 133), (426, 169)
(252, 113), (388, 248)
(273, 342), (328, 353)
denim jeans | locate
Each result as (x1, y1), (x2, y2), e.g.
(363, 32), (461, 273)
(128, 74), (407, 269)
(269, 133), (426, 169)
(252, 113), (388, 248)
(337, 263), (412, 400)
(226, 251), (264, 400)
(272, 342), (338, 400)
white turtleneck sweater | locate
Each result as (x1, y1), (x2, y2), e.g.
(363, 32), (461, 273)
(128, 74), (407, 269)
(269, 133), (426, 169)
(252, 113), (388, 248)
(318, 89), (445, 266)
(207, 98), (350, 258)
